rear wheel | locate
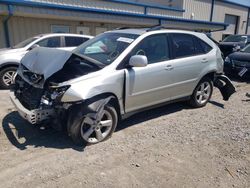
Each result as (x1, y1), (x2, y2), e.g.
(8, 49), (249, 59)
(68, 104), (118, 145)
(0, 66), (17, 89)
(189, 77), (213, 108)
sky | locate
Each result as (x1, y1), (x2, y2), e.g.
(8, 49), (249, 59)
(223, 0), (250, 7)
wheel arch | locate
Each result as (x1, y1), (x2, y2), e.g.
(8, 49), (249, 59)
(0, 62), (19, 71)
(86, 92), (122, 121)
(68, 92), (122, 121)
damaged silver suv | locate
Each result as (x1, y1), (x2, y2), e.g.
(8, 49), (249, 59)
(10, 26), (235, 145)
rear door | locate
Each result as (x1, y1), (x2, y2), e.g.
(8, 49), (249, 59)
(168, 33), (213, 99)
(125, 34), (173, 112)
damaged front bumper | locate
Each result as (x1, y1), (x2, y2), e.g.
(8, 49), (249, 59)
(10, 92), (55, 124)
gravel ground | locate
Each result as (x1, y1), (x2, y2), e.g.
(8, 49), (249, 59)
(0, 80), (249, 188)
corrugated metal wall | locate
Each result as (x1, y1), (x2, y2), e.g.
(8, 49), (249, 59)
(12, 5), (158, 25)
(183, 0), (212, 21)
(6, 16), (149, 46)
(30, 0), (144, 14)
(136, 0), (184, 9)
(212, 1), (248, 41)
(146, 8), (182, 18)
(26, 0), (183, 18)
(0, 16), (5, 48)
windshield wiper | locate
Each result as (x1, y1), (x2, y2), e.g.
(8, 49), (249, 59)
(73, 52), (105, 68)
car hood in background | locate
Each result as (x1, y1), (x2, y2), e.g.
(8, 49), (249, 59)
(20, 47), (72, 80)
(219, 42), (245, 47)
(228, 51), (250, 61)
(0, 48), (25, 55)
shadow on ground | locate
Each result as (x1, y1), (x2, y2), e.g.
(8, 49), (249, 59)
(2, 100), (220, 150)
(2, 111), (85, 151)
(226, 73), (250, 84)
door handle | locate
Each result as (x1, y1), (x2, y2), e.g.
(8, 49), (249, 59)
(201, 58), (208, 63)
(165, 65), (173, 71)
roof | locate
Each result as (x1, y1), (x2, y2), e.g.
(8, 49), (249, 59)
(34, 33), (93, 38)
(219, 0), (250, 8)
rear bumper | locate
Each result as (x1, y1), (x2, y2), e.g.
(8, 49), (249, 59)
(10, 92), (55, 124)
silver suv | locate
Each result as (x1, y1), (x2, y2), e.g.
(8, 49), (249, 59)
(0, 33), (93, 89)
(10, 27), (235, 145)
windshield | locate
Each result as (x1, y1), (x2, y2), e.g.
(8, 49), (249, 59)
(73, 32), (139, 65)
(223, 35), (247, 43)
(13, 37), (39, 49)
(241, 44), (250, 53)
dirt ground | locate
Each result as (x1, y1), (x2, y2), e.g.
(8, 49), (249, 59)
(0, 80), (249, 188)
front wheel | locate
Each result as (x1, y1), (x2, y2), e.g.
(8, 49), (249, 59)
(0, 67), (17, 89)
(188, 77), (213, 108)
(68, 104), (118, 145)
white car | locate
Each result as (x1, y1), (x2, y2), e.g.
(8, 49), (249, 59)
(0, 33), (93, 89)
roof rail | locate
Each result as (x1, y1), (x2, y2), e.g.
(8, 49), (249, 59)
(146, 25), (166, 32)
(115, 27), (132, 30)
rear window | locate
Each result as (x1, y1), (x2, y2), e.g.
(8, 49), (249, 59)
(65, 37), (89, 47)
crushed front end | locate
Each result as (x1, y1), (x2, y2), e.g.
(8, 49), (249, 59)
(10, 73), (70, 125)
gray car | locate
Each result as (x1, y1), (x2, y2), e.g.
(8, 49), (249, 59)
(0, 33), (93, 89)
(10, 27), (235, 145)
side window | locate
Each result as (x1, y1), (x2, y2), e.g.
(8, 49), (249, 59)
(36, 37), (61, 48)
(65, 37), (89, 47)
(130, 34), (170, 64)
(171, 33), (196, 58)
(196, 37), (213, 54)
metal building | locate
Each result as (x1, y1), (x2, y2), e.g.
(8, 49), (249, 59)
(0, 0), (250, 48)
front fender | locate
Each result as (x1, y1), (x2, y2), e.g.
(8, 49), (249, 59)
(61, 70), (124, 103)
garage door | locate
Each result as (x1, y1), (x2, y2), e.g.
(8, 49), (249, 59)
(224, 14), (238, 34)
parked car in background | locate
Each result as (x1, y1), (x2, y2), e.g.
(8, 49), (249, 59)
(10, 27), (235, 145)
(224, 44), (250, 77)
(0, 33), (93, 89)
(219, 35), (250, 58)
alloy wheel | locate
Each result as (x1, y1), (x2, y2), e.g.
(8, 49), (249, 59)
(196, 81), (211, 105)
(2, 70), (15, 86)
(80, 110), (113, 144)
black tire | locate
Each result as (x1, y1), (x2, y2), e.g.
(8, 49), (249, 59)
(188, 77), (213, 108)
(0, 66), (17, 89)
(68, 104), (118, 145)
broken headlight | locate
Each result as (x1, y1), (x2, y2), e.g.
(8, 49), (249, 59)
(224, 56), (231, 64)
(49, 85), (71, 100)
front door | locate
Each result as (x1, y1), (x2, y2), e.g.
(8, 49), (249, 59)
(124, 34), (173, 113)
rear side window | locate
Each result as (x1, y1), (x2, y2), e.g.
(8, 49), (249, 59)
(130, 34), (170, 64)
(194, 37), (213, 54)
(65, 37), (89, 47)
(36, 37), (61, 48)
(170, 33), (196, 58)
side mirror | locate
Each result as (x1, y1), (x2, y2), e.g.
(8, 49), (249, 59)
(219, 40), (222, 42)
(129, 55), (148, 67)
(28, 44), (40, 50)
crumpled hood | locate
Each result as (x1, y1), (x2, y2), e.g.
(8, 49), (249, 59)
(20, 47), (72, 80)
